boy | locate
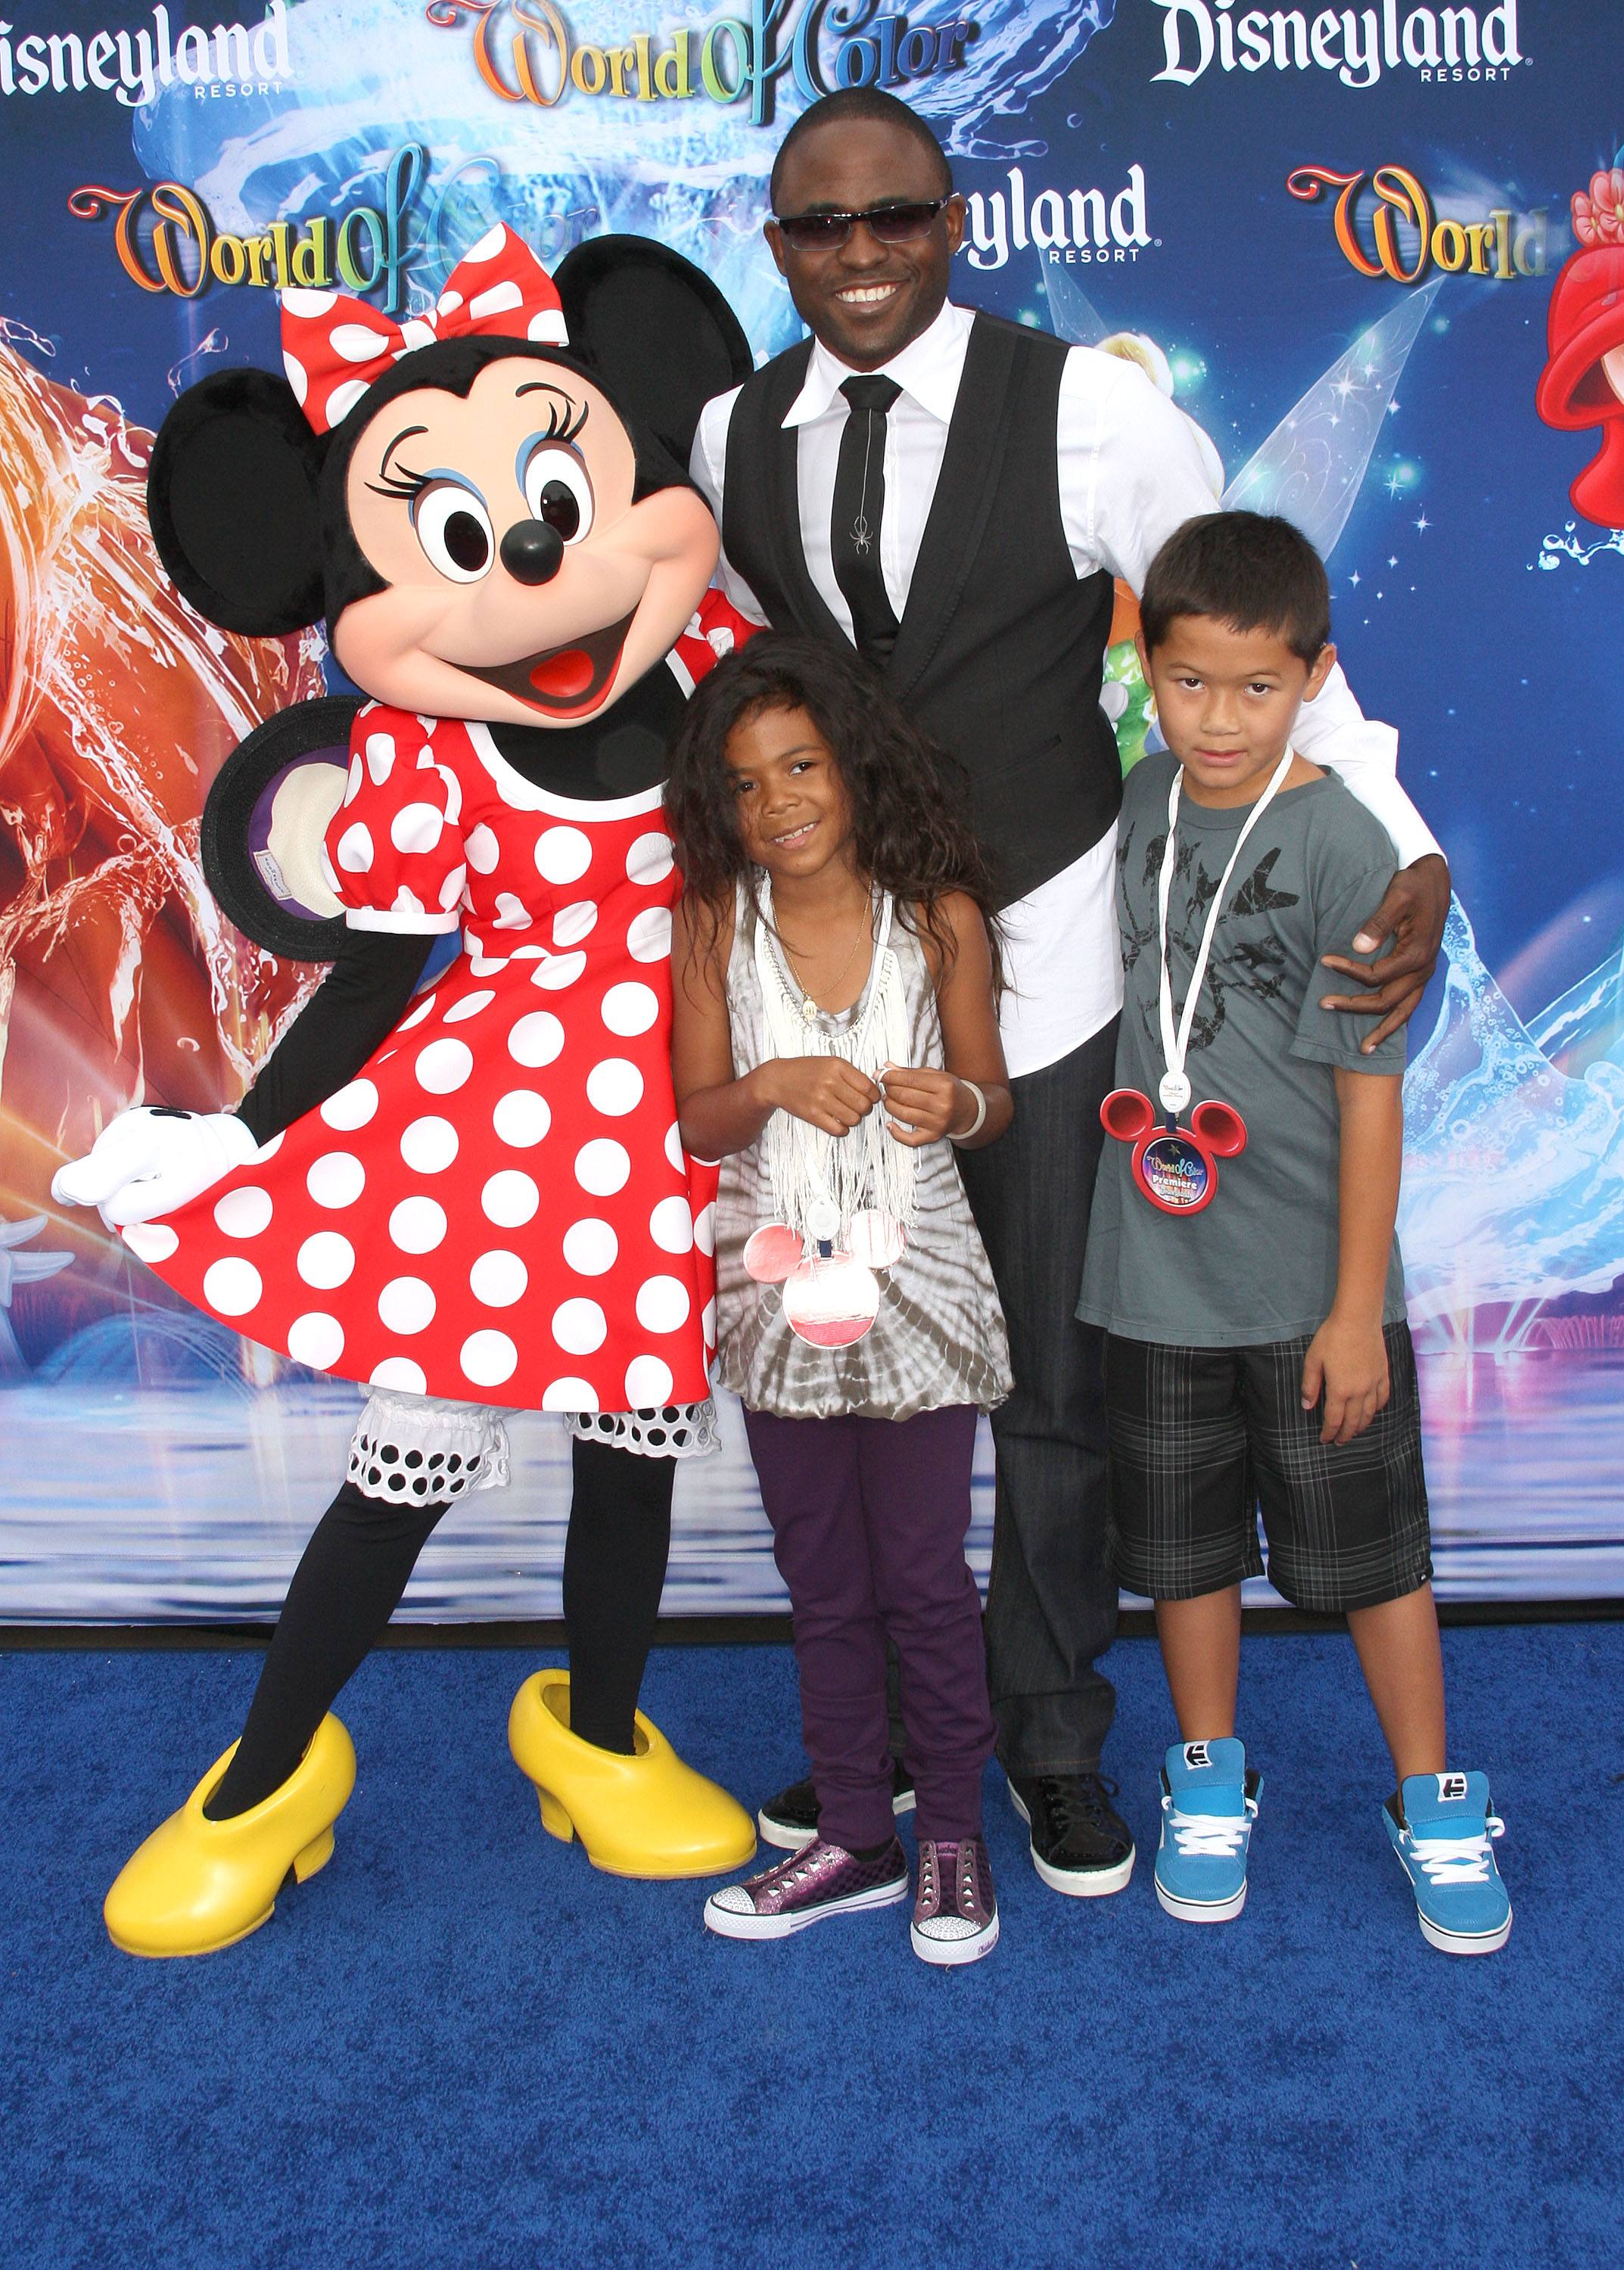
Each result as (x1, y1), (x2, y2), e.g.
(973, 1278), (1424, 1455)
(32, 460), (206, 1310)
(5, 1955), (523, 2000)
(1078, 512), (1510, 1955)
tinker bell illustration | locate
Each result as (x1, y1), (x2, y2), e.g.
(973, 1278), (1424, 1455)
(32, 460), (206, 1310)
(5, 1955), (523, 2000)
(1040, 260), (1442, 770)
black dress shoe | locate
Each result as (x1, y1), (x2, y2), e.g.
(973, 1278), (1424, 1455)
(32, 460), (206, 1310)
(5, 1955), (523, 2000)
(1007, 1771), (1135, 1896)
(757, 1759), (916, 1852)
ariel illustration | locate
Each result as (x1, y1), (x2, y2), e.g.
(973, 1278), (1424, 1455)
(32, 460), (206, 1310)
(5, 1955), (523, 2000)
(1536, 165), (1624, 529)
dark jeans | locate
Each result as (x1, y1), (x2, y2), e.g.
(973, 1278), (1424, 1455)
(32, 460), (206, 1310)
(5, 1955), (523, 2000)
(956, 1018), (1119, 1777)
(743, 1404), (997, 1849)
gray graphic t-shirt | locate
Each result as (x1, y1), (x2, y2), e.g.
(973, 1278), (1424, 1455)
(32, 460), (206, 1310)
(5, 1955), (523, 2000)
(1078, 754), (1408, 1348)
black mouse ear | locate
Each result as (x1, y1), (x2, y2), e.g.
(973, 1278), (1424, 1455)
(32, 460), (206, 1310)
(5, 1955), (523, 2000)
(148, 368), (327, 636)
(202, 696), (360, 959)
(555, 235), (754, 477)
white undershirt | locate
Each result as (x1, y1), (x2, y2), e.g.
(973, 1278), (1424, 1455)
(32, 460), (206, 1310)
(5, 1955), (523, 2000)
(690, 300), (1439, 1081)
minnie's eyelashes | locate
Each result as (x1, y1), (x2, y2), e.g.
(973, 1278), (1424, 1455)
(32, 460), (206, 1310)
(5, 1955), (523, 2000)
(369, 433), (586, 518)
(514, 382), (589, 444)
(368, 423), (432, 504)
(364, 388), (586, 518)
(366, 462), (432, 505)
(544, 401), (589, 445)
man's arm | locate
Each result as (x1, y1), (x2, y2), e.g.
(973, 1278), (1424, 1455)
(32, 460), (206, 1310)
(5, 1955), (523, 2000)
(1061, 350), (1449, 1043)
(1281, 667), (1450, 1053)
(689, 387), (770, 629)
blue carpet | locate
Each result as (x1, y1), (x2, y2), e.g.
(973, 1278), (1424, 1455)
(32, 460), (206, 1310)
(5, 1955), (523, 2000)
(3, 1626), (1620, 2268)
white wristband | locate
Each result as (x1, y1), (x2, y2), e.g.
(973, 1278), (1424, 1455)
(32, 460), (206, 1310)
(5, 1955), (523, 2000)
(950, 1079), (988, 1144)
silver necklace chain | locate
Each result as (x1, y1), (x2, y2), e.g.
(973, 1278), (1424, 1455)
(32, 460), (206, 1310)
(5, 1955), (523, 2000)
(779, 902), (874, 1023)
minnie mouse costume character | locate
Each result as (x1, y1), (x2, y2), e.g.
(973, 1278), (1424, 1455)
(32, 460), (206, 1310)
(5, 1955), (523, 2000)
(54, 225), (761, 1956)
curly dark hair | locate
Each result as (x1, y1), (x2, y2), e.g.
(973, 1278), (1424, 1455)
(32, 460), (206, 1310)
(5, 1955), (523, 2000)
(664, 632), (1003, 990)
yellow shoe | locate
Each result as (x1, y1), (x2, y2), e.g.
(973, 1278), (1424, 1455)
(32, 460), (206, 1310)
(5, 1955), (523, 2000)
(104, 1715), (356, 1958)
(508, 1671), (756, 1880)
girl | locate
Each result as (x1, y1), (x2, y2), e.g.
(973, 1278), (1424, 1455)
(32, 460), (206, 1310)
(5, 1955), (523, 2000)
(666, 634), (1013, 1967)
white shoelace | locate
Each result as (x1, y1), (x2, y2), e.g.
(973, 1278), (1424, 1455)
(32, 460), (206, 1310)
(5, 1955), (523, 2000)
(1165, 1796), (1258, 1860)
(1407, 1814), (1505, 1886)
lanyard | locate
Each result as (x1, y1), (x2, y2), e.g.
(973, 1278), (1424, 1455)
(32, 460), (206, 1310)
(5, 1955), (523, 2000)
(1154, 747), (1295, 1119)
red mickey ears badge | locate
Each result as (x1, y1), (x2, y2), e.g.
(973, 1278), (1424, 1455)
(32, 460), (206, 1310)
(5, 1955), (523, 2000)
(280, 224), (570, 434)
(1101, 1088), (1247, 1217)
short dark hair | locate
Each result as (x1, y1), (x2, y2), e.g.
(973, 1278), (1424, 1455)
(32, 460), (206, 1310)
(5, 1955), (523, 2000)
(1138, 511), (1331, 665)
(769, 90), (953, 212)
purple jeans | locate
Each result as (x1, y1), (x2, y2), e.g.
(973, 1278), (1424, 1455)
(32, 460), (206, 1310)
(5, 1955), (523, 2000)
(742, 1403), (997, 1849)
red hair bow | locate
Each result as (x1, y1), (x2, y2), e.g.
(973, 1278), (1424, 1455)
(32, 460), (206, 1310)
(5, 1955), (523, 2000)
(280, 223), (569, 435)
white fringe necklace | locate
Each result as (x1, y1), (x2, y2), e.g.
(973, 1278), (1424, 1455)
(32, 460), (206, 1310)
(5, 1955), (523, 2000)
(752, 877), (917, 1243)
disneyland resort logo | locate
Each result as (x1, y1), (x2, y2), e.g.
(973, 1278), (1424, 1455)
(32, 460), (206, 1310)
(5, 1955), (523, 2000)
(965, 165), (1152, 272)
(0, 2), (289, 104)
(1150, 0), (1524, 89)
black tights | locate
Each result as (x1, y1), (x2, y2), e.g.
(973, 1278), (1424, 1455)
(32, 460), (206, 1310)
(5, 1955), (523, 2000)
(204, 1437), (674, 1820)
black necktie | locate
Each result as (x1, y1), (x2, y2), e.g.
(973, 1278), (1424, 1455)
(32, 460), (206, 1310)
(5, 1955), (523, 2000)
(831, 374), (902, 666)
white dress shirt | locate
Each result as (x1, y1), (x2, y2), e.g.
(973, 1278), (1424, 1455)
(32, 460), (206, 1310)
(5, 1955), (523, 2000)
(690, 300), (1440, 1081)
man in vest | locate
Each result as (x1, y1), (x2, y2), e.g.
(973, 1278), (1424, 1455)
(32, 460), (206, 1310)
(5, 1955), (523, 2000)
(690, 88), (1450, 1895)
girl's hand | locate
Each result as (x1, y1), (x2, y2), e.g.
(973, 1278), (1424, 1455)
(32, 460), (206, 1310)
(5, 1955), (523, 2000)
(754, 1057), (881, 1137)
(879, 1064), (973, 1147)
(1300, 1313), (1391, 1446)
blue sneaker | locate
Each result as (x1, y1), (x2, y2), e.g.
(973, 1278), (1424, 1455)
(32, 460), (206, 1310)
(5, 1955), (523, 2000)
(1386, 1773), (1511, 1955)
(1154, 1738), (1261, 1924)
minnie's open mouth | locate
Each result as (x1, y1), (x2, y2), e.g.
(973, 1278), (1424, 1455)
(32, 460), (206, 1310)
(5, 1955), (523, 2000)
(457, 611), (637, 715)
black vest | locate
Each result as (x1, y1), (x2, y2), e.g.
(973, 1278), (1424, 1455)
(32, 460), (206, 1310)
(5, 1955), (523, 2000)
(722, 312), (1121, 908)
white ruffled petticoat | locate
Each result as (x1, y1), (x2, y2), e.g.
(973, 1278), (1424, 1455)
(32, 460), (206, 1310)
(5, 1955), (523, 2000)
(347, 1388), (718, 1503)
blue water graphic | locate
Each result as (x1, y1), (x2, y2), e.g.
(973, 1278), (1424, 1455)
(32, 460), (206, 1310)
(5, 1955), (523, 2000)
(132, 0), (1122, 353)
(1402, 902), (1624, 1335)
(8, 1344), (1622, 1622)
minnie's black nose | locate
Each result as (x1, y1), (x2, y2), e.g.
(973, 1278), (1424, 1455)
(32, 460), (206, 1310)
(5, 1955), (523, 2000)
(500, 519), (565, 585)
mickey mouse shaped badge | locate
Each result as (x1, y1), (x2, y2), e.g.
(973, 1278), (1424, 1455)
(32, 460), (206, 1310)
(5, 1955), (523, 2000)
(1100, 1088), (1248, 1217)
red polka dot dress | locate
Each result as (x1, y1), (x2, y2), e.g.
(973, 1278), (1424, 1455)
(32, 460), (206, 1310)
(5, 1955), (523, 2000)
(126, 627), (743, 1417)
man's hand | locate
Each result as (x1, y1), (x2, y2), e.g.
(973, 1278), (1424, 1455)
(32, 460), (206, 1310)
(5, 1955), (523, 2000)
(1300, 1311), (1391, 1447)
(1318, 852), (1450, 1052)
(754, 1057), (881, 1137)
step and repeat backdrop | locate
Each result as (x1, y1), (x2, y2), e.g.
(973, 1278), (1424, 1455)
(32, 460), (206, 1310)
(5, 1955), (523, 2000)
(1, 0), (1619, 1618)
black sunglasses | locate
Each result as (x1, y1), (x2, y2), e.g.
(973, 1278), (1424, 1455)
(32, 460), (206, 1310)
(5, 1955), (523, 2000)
(770, 198), (953, 253)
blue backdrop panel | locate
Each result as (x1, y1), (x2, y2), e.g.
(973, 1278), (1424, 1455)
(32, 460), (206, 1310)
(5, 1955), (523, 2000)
(1, 0), (1619, 1615)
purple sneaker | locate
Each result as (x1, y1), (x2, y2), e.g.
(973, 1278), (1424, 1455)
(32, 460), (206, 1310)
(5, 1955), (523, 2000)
(910, 1835), (999, 1966)
(704, 1835), (910, 1941)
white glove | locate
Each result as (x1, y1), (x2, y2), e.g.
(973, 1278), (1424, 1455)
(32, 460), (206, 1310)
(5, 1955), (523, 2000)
(51, 1109), (262, 1229)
